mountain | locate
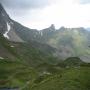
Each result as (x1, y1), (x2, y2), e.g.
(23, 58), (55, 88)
(0, 4), (24, 42)
(0, 34), (60, 66)
(0, 3), (42, 42)
(86, 27), (90, 31)
(12, 22), (90, 62)
(40, 27), (90, 62)
(0, 3), (64, 67)
(0, 4), (90, 90)
(0, 32), (60, 88)
(1, 3), (90, 62)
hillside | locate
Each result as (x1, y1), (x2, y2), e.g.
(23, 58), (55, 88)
(0, 34), (60, 89)
(0, 34), (60, 66)
(0, 34), (90, 90)
(30, 67), (90, 90)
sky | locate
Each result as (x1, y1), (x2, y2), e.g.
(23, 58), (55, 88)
(0, 0), (90, 30)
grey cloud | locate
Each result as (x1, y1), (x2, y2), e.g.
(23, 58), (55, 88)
(0, 0), (52, 10)
(0, 0), (56, 19)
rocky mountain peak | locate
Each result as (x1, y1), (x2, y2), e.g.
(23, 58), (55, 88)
(0, 3), (8, 17)
(49, 24), (55, 31)
(0, 4), (24, 42)
(0, 3), (10, 34)
(0, 3), (4, 11)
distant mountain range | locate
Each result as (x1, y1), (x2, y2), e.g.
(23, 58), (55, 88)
(0, 3), (90, 62)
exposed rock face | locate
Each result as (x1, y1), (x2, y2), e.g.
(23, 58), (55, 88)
(0, 3), (23, 42)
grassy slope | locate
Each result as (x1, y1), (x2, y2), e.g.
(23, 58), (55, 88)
(31, 67), (90, 90)
(0, 59), (38, 89)
(0, 36), (38, 89)
(0, 35), (59, 65)
(0, 35), (59, 88)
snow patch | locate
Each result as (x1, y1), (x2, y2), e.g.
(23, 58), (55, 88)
(10, 45), (14, 48)
(41, 32), (43, 36)
(3, 22), (11, 39)
(0, 57), (4, 59)
(39, 31), (43, 36)
(42, 71), (51, 75)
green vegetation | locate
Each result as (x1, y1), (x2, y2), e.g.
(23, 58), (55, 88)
(0, 35), (90, 90)
(0, 35), (59, 89)
(30, 67), (90, 90)
(0, 59), (38, 88)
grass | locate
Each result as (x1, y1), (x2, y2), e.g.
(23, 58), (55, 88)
(0, 59), (38, 88)
(30, 67), (90, 90)
(0, 57), (90, 90)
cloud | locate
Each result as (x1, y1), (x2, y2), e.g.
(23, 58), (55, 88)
(0, 0), (57, 17)
(0, 0), (56, 10)
(0, 0), (90, 30)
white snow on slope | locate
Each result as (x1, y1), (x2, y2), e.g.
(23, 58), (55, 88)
(39, 31), (43, 36)
(3, 22), (11, 39)
(0, 57), (4, 59)
(40, 32), (43, 36)
(10, 45), (14, 48)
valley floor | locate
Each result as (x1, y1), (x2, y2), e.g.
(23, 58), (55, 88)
(0, 59), (90, 90)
